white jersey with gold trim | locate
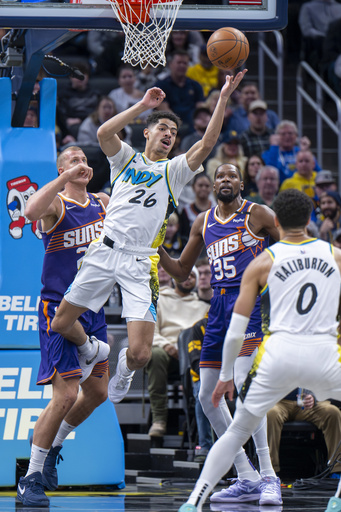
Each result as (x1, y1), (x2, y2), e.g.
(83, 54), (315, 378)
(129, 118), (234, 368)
(262, 238), (340, 337)
(103, 142), (203, 250)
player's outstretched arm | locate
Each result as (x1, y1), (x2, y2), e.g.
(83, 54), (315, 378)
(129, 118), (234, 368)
(98, 87), (166, 157)
(185, 70), (247, 171)
(25, 163), (92, 222)
(158, 213), (205, 280)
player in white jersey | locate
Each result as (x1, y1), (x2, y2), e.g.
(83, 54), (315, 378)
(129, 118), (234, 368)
(51, 71), (247, 402)
(178, 188), (341, 512)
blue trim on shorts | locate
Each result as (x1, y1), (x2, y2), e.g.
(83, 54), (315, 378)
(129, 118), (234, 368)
(149, 302), (157, 321)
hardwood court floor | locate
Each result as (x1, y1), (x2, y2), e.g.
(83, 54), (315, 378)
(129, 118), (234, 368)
(0, 480), (339, 512)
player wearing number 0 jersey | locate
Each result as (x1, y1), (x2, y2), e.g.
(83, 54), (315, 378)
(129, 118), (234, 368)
(178, 189), (341, 512)
(159, 164), (283, 505)
(260, 239), (338, 337)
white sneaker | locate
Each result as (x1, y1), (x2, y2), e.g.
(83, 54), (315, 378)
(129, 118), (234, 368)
(108, 348), (135, 403)
(259, 476), (283, 505)
(79, 336), (110, 384)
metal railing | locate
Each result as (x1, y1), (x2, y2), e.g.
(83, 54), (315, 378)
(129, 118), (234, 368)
(296, 61), (341, 188)
(258, 30), (284, 120)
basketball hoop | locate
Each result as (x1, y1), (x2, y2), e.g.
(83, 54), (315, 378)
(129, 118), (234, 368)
(106, 0), (183, 69)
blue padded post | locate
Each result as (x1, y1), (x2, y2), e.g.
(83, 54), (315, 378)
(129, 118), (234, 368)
(0, 77), (56, 349)
(0, 350), (125, 487)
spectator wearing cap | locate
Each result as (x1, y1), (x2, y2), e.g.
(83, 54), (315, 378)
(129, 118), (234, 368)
(206, 129), (247, 182)
(316, 190), (341, 242)
(315, 170), (337, 199)
(186, 45), (220, 98)
(239, 99), (273, 157)
(280, 150), (318, 200)
(224, 81), (279, 135)
(246, 165), (280, 208)
(262, 120), (322, 184)
(314, 169), (338, 221)
(56, 61), (100, 143)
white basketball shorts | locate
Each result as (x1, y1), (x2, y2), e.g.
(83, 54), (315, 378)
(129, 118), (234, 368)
(239, 332), (341, 418)
(65, 237), (155, 320)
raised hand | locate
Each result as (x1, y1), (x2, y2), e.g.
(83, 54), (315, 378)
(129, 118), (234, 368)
(142, 87), (166, 109)
(221, 68), (248, 99)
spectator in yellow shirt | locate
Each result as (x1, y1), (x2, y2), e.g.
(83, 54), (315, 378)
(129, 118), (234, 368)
(186, 45), (219, 97)
(280, 149), (317, 199)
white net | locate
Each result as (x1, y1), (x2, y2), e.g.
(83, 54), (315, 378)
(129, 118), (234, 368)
(106, 0), (183, 69)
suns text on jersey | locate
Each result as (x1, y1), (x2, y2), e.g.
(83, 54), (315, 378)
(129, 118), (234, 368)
(63, 220), (104, 247)
(207, 234), (239, 264)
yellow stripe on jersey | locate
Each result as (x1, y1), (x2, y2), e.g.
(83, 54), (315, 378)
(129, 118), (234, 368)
(165, 161), (177, 207)
(238, 335), (269, 402)
(265, 247), (275, 261)
(149, 253), (160, 308)
(260, 283), (268, 296)
(111, 152), (136, 186)
(279, 238), (316, 245)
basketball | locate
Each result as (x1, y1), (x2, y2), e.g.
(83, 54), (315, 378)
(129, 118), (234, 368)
(206, 27), (249, 71)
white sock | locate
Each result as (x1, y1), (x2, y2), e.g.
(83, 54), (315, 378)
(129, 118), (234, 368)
(252, 416), (276, 478)
(78, 336), (96, 358)
(52, 420), (76, 448)
(119, 350), (134, 376)
(234, 448), (260, 482)
(26, 444), (49, 477)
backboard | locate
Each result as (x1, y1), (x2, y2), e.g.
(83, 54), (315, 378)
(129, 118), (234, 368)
(0, 0), (287, 32)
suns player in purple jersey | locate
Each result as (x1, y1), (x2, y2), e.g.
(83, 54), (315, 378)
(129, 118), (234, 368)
(159, 163), (282, 505)
(16, 147), (110, 508)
